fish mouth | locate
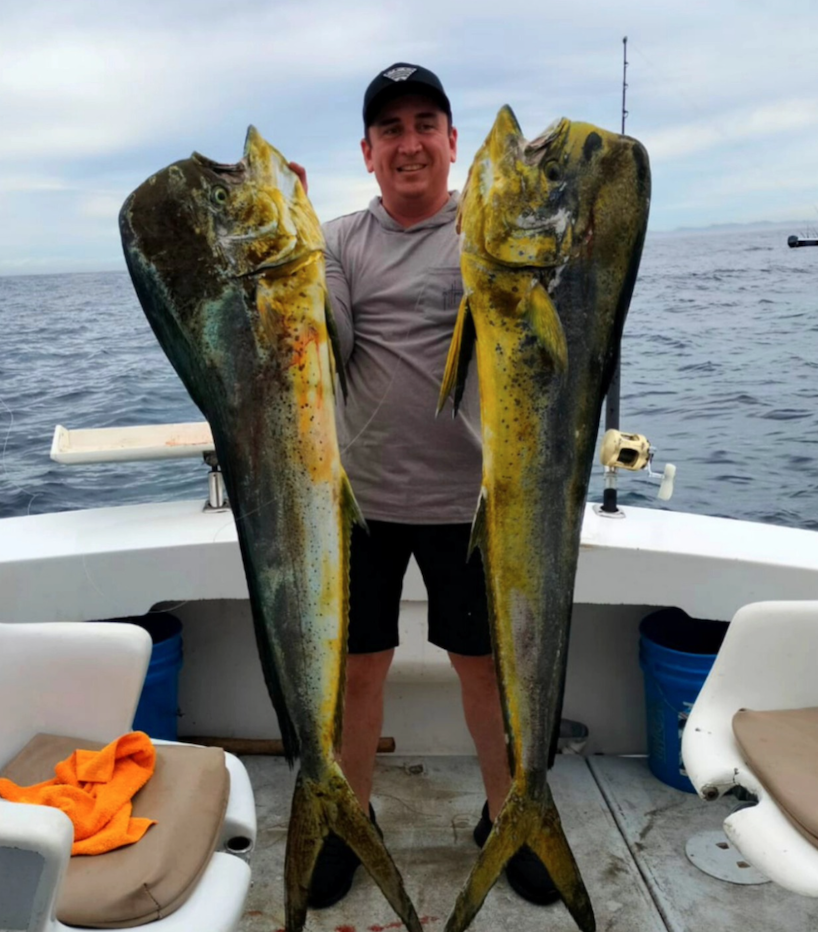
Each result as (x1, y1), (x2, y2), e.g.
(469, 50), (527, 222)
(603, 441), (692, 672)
(243, 125), (266, 162)
(194, 126), (317, 279)
(514, 216), (564, 232)
(237, 248), (320, 279)
(511, 205), (585, 236)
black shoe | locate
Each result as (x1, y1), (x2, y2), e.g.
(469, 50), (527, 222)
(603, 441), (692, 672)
(473, 802), (560, 906)
(307, 804), (381, 909)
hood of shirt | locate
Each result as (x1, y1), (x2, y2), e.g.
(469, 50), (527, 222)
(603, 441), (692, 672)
(367, 192), (459, 232)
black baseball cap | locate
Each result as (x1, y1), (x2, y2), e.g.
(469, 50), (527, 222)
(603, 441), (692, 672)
(363, 63), (452, 129)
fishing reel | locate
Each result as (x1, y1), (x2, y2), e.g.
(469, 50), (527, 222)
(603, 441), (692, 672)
(593, 429), (676, 518)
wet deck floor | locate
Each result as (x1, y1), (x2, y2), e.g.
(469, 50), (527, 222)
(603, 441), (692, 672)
(238, 754), (816, 932)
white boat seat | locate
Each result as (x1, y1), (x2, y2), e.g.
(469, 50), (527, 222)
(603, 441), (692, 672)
(1, 734), (230, 928)
(682, 601), (818, 897)
(733, 708), (818, 849)
(0, 621), (255, 932)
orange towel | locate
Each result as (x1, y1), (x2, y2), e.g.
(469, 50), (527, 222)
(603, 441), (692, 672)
(0, 731), (157, 855)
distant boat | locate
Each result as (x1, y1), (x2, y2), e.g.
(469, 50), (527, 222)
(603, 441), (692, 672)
(787, 234), (818, 247)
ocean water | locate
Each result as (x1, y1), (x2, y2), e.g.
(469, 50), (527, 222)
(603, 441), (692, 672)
(1, 224), (817, 530)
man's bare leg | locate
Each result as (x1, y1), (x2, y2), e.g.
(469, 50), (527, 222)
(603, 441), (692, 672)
(449, 651), (511, 819)
(338, 648), (395, 809)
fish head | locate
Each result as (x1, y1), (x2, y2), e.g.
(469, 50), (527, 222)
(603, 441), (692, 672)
(122, 125), (321, 280)
(458, 106), (649, 271)
(119, 127), (324, 414)
(192, 125), (324, 275)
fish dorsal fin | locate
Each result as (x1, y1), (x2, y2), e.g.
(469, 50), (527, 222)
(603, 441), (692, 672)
(518, 279), (568, 374)
(324, 286), (348, 403)
(468, 488), (488, 558)
(437, 294), (476, 417)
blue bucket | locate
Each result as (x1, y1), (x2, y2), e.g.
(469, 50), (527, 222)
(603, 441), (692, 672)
(131, 613), (183, 740)
(93, 613), (183, 740)
(639, 608), (728, 792)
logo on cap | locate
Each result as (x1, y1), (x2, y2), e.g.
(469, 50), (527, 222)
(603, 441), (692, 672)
(383, 66), (417, 82)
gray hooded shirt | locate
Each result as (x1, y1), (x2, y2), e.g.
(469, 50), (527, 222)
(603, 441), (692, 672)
(323, 194), (482, 523)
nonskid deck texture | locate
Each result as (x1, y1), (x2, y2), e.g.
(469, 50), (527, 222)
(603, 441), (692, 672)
(238, 755), (816, 932)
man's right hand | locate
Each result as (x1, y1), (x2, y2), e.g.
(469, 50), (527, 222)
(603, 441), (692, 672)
(288, 162), (308, 196)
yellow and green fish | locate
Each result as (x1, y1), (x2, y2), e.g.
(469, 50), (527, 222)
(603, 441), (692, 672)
(439, 108), (651, 932)
(120, 127), (421, 932)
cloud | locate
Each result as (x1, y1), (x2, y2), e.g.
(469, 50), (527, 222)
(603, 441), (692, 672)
(643, 98), (818, 161)
(4, 0), (818, 267)
(0, 1), (398, 163)
(0, 175), (72, 193)
(79, 193), (125, 220)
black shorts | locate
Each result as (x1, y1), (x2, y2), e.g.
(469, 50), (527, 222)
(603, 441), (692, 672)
(347, 520), (492, 657)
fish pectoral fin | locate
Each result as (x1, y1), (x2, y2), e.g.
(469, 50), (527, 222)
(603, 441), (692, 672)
(519, 279), (568, 374)
(342, 470), (367, 531)
(443, 792), (595, 932)
(468, 489), (487, 558)
(324, 286), (349, 403)
(436, 294), (476, 417)
(286, 768), (422, 932)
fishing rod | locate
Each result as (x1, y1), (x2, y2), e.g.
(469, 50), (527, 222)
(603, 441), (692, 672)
(599, 37), (628, 515)
(597, 36), (675, 517)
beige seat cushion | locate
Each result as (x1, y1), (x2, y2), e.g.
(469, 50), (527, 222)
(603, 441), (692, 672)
(733, 707), (818, 849)
(1, 734), (229, 928)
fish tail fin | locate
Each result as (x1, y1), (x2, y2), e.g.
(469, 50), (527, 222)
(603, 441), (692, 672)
(444, 792), (595, 932)
(285, 768), (422, 932)
(524, 800), (596, 932)
(283, 773), (321, 932)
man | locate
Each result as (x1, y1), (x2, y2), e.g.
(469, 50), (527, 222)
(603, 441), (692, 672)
(291, 63), (557, 910)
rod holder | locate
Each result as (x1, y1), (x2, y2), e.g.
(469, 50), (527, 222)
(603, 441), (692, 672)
(203, 452), (229, 512)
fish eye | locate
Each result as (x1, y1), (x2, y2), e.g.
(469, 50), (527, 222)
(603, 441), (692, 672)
(544, 162), (561, 183)
(212, 186), (229, 205)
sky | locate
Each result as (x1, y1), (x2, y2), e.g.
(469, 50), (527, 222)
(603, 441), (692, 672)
(2, 0), (818, 275)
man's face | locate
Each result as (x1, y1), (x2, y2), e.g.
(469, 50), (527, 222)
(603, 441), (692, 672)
(361, 94), (457, 212)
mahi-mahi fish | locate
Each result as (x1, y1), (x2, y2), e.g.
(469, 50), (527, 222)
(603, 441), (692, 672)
(119, 127), (421, 932)
(438, 108), (650, 932)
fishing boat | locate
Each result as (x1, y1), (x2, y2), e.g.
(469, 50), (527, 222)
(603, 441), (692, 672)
(787, 235), (818, 247)
(2, 416), (818, 931)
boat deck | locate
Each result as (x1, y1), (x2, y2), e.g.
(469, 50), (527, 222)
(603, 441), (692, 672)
(238, 754), (816, 932)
